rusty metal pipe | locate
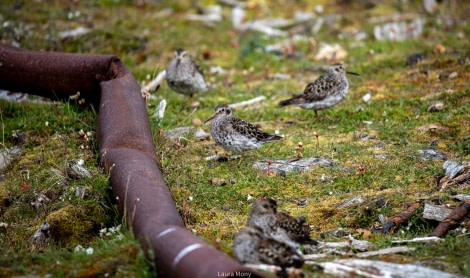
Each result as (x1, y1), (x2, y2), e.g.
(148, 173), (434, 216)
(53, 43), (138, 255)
(372, 202), (422, 234)
(0, 43), (262, 278)
(430, 200), (470, 237)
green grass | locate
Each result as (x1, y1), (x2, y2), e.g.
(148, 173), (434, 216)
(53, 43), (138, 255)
(1, 0), (470, 277)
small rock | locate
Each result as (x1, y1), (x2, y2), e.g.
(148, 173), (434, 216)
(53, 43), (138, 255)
(297, 199), (307, 208)
(453, 194), (470, 202)
(448, 72), (458, 79)
(193, 118), (203, 126)
(423, 0), (437, 14)
(374, 154), (389, 160)
(12, 130), (27, 145)
(230, 179), (236, 184)
(31, 193), (51, 210)
(154, 99), (167, 119)
(194, 129), (211, 140)
(418, 148), (447, 161)
(362, 93), (371, 103)
(433, 44), (446, 54)
(164, 126), (194, 140)
(209, 178), (227, 186)
(417, 123), (450, 134)
(320, 228), (349, 239)
(253, 157), (338, 174)
(427, 102), (444, 112)
(0, 146), (21, 170)
(31, 222), (50, 251)
(423, 203), (453, 221)
(405, 53), (427, 66)
(378, 214), (387, 224)
(439, 71), (449, 80)
(189, 101), (200, 108)
(315, 43), (348, 61)
(332, 196), (364, 208)
(443, 161), (464, 179)
(75, 186), (86, 199)
(67, 160), (92, 179)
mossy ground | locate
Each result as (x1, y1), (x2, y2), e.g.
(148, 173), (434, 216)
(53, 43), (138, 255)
(1, 0), (470, 277)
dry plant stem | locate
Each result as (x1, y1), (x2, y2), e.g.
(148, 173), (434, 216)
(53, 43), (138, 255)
(430, 199), (470, 237)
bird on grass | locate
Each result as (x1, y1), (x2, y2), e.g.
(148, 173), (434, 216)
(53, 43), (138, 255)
(204, 104), (282, 160)
(278, 63), (358, 120)
(165, 48), (207, 98)
(248, 198), (317, 250)
(233, 226), (305, 269)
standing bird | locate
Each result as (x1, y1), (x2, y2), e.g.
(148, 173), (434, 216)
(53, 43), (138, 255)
(233, 226), (305, 268)
(204, 104), (282, 156)
(278, 63), (358, 119)
(165, 49), (207, 98)
(248, 198), (317, 249)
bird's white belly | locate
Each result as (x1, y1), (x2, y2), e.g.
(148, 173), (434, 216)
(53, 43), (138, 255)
(213, 132), (261, 153)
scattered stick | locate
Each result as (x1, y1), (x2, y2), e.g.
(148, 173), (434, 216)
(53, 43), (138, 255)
(355, 246), (415, 258)
(430, 199), (470, 237)
(372, 201), (422, 234)
(317, 259), (457, 278)
(244, 263), (303, 277)
(141, 69), (166, 93)
(453, 194), (470, 202)
(303, 253), (328, 261)
(319, 239), (377, 252)
(392, 236), (443, 244)
(229, 96), (266, 109)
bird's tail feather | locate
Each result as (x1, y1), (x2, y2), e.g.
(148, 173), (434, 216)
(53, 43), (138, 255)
(263, 135), (283, 142)
(278, 95), (305, 107)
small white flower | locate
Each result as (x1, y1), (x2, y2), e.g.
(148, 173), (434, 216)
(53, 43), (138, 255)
(274, 130), (279, 135)
(189, 196), (193, 201)
(247, 194), (253, 201)
(45, 121), (49, 127)
(86, 247), (94, 255)
(74, 245), (85, 252)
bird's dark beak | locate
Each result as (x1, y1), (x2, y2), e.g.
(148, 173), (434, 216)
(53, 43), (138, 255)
(176, 57), (181, 66)
(346, 71), (359, 76)
(203, 114), (215, 124)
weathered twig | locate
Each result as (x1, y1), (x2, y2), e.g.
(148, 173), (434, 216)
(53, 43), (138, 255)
(244, 263), (303, 277)
(317, 259), (457, 278)
(355, 246), (415, 258)
(229, 96), (266, 109)
(141, 69), (166, 93)
(392, 236), (443, 244)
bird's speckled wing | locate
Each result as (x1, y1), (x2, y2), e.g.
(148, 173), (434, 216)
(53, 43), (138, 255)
(229, 116), (281, 142)
(276, 212), (315, 243)
(302, 74), (340, 101)
(190, 58), (204, 77)
(258, 237), (304, 268)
